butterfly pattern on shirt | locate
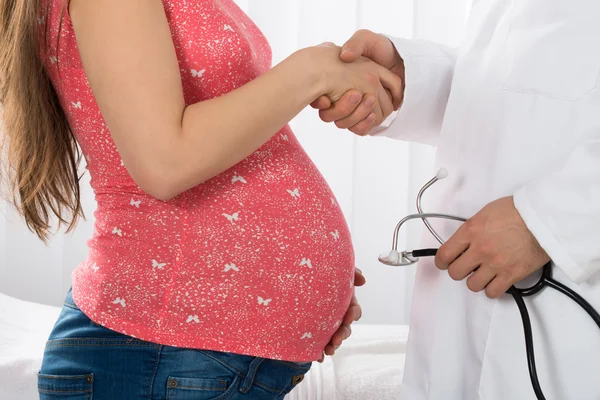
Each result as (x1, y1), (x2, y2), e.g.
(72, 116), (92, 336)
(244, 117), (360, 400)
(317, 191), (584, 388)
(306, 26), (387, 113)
(191, 69), (206, 78)
(299, 258), (313, 269)
(112, 297), (126, 308)
(224, 263), (240, 272)
(222, 212), (239, 223)
(287, 188), (300, 199)
(257, 296), (272, 306)
(130, 198), (141, 208)
(231, 174), (247, 184)
(186, 315), (200, 323)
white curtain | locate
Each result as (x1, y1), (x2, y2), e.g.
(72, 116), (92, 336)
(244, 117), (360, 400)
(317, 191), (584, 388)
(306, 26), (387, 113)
(0, 0), (470, 325)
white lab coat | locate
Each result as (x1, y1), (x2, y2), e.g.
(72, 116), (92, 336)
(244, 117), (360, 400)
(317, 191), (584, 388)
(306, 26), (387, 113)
(379, 1), (600, 399)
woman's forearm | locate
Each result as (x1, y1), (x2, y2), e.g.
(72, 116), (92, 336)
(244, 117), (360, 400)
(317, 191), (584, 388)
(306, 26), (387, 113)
(153, 49), (325, 199)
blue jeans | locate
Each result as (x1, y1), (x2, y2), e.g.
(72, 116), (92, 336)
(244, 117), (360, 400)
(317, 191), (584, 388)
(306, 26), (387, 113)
(38, 289), (312, 400)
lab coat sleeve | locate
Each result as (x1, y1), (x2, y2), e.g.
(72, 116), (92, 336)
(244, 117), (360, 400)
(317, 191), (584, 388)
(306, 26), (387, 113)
(371, 37), (458, 146)
(513, 138), (600, 284)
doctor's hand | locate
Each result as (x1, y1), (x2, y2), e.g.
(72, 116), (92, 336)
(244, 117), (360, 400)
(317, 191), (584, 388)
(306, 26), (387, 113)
(311, 30), (405, 136)
(319, 268), (366, 362)
(434, 196), (550, 299)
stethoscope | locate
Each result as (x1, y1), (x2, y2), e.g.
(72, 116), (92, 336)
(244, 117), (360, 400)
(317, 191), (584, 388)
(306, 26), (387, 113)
(378, 168), (600, 400)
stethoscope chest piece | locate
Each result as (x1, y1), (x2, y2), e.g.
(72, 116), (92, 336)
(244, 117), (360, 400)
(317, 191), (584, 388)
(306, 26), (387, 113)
(378, 250), (418, 266)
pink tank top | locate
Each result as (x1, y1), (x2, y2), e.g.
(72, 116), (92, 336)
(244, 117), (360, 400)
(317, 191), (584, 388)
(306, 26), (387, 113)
(40, 0), (355, 362)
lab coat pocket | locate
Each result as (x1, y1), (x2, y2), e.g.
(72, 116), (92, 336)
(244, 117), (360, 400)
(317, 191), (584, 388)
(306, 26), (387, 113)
(501, 0), (600, 101)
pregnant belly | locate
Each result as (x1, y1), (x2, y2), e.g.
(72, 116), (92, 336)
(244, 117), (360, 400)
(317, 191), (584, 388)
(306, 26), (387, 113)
(82, 127), (355, 360)
(175, 129), (356, 357)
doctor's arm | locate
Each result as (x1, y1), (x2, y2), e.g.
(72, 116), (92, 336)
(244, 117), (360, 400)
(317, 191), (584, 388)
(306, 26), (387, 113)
(434, 116), (600, 298)
(513, 138), (600, 284)
(314, 30), (458, 146)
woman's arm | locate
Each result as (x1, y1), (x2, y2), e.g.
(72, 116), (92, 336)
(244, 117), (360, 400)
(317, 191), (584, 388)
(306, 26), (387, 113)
(70, 0), (401, 200)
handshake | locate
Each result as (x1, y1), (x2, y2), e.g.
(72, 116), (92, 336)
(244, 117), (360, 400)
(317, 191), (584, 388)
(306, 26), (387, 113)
(305, 30), (405, 136)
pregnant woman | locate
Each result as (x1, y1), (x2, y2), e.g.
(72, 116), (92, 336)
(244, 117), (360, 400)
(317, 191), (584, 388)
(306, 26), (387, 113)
(0, 0), (401, 399)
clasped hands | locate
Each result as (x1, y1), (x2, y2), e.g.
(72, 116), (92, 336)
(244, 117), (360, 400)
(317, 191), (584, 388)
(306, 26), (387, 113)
(311, 30), (405, 136)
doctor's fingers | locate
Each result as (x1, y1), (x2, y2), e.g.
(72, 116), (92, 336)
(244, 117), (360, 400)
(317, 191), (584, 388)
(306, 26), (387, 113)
(466, 267), (497, 293)
(446, 247), (481, 281)
(318, 90), (363, 123)
(435, 237), (470, 271)
(376, 64), (403, 112)
(485, 275), (513, 299)
(334, 94), (377, 132)
(346, 77), (395, 135)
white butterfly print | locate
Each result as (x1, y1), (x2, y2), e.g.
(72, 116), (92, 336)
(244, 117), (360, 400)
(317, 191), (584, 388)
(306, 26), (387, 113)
(49, 56), (58, 64)
(112, 297), (126, 307)
(152, 260), (166, 270)
(223, 263), (240, 273)
(287, 188), (300, 199)
(130, 198), (141, 208)
(191, 69), (206, 78)
(299, 258), (313, 269)
(281, 133), (289, 142)
(186, 315), (200, 323)
(112, 227), (123, 237)
(120, 159), (125, 167)
(231, 174), (247, 184)
(37, 16), (45, 25)
(71, 101), (82, 109)
(222, 212), (239, 223)
(257, 297), (272, 306)
(91, 263), (100, 273)
(224, 24), (235, 32)
(330, 230), (340, 240)
(333, 320), (342, 329)
(300, 332), (313, 340)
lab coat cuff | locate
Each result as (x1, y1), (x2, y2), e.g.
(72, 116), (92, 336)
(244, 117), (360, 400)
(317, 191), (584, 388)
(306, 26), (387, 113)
(369, 36), (454, 146)
(513, 188), (588, 284)
(370, 37), (417, 137)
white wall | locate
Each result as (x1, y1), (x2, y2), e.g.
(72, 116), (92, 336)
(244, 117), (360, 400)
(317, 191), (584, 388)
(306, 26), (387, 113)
(0, 0), (470, 325)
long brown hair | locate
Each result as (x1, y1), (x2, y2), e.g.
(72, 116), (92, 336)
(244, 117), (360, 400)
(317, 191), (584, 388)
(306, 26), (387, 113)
(0, 0), (82, 242)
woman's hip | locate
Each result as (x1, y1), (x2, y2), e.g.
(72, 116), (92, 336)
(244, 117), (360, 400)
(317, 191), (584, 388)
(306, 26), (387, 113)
(38, 289), (311, 400)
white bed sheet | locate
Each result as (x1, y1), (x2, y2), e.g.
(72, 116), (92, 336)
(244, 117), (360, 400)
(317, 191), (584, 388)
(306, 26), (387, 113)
(0, 292), (406, 400)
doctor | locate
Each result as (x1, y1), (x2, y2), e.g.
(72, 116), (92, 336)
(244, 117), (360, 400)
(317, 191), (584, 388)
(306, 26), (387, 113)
(314, 1), (600, 399)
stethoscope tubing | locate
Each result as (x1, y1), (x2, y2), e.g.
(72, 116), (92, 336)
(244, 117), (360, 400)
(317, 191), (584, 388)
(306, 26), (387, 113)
(404, 252), (600, 400)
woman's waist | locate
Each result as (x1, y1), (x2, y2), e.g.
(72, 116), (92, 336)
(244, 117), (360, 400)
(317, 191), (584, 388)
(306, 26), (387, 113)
(81, 244), (355, 321)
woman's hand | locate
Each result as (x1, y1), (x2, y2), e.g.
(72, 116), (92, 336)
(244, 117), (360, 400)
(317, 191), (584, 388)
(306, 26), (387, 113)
(318, 268), (366, 362)
(303, 44), (402, 130)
